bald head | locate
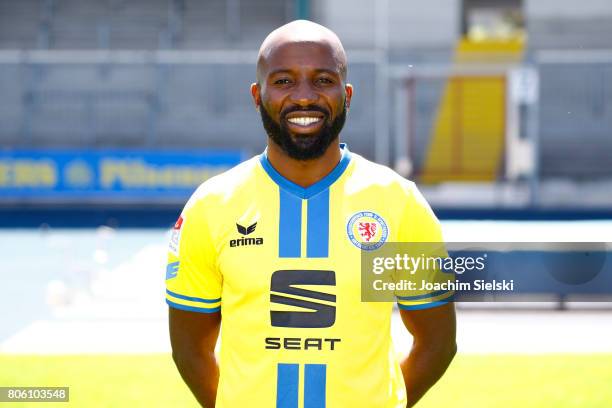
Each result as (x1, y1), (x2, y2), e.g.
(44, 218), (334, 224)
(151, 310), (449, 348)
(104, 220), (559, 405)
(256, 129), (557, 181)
(256, 20), (347, 83)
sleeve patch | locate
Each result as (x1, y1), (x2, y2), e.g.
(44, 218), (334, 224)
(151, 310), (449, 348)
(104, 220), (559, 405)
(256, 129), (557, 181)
(168, 215), (184, 256)
(166, 261), (179, 280)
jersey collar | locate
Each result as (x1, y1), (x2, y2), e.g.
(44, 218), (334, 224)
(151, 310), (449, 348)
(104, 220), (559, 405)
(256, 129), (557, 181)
(259, 143), (352, 199)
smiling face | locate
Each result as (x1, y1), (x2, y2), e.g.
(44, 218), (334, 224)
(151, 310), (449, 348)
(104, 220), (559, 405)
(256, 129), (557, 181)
(252, 27), (353, 161)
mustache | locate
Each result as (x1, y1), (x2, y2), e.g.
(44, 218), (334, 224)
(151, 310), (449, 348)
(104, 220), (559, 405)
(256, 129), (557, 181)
(280, 105), (329, 119)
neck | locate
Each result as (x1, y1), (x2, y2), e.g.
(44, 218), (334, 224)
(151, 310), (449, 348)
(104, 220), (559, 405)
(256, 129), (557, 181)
(266, 140), (342, 188)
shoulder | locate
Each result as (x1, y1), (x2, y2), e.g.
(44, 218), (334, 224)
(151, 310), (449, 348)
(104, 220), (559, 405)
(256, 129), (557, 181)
(183, 155), (260, 213)
(346, 153), (437, 223)
(347, 153), (420, 198)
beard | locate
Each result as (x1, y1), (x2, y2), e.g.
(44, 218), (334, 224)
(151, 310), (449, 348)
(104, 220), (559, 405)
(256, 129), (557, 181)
(259, 100), (347, 161)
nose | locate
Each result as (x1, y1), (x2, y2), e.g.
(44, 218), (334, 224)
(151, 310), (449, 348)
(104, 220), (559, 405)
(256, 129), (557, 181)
(289, 79), (318, 106)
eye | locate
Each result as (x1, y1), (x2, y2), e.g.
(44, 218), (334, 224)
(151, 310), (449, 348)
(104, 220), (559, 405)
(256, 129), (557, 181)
(274, 78), (292, 85)
(316, 77), (334, 84)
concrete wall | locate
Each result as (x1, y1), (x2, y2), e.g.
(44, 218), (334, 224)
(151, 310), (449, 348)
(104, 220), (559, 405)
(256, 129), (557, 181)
(313, 0), (459, 50)
(525, 0), (612, 49)
(525, 0), (612, 18)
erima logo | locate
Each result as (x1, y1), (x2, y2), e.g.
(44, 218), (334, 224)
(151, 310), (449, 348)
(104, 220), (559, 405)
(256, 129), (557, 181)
(230, 222), (264, 247)
(236, 222), (257, 235)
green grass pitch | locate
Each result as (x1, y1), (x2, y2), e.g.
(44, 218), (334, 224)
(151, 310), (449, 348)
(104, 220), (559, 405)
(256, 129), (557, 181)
(1, 354), (611, 407)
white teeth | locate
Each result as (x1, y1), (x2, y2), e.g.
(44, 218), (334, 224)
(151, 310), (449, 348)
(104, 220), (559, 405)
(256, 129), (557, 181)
(287, 117), (321, 126)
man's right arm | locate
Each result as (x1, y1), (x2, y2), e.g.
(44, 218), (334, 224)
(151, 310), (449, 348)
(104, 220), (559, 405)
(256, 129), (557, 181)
(169, 308), (221, 408)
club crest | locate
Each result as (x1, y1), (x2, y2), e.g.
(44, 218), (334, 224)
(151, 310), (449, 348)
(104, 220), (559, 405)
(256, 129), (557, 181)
(346, 211), (388, 250)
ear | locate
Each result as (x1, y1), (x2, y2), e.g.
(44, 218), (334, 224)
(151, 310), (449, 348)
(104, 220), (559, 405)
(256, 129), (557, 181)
(344, 83), (353, 111)
(251, 83), (261, 111)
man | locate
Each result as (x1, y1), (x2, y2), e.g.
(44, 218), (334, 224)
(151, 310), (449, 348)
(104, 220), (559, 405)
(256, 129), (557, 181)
(167, 20), (456, 408)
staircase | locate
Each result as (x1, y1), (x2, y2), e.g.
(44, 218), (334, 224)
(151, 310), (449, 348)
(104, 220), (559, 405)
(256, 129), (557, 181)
(420, 38), (524, 183)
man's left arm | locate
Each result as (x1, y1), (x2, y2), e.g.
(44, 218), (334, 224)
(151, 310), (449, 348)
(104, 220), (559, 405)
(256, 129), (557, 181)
(399, 302), (457, 407)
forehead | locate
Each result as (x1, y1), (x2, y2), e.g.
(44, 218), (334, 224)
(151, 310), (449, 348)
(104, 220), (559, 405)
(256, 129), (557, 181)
(261, 41), (342, 77)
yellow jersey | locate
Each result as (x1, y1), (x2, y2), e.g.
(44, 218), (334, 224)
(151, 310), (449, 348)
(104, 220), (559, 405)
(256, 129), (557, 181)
(165, 144), (451, 408)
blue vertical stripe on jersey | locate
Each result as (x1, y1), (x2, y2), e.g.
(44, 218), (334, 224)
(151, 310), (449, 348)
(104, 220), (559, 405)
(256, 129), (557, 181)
(304, 364), (327, 408)
(306, 189), (329, 258)
(279, 188), (302, 257)
(276, 363), (299, 408)
(260, 144), (350, 258)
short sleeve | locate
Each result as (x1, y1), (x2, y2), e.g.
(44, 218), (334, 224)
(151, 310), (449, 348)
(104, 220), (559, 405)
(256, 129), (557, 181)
(165, 196), (222, 313)
(395, 183), (454, 311)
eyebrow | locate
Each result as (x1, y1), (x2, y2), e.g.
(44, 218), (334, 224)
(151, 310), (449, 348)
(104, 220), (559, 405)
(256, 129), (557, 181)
(267, 68), (340, 77)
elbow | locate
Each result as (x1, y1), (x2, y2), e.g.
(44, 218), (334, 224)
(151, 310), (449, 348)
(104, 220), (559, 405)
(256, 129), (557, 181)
(431, 338), (456, 366)
(415, 337), (457, 365)
(445, 341), (457, 365)
(172, 347), (213, 372)
(172, 349), (194, 371)
(171, 350), (184, 368)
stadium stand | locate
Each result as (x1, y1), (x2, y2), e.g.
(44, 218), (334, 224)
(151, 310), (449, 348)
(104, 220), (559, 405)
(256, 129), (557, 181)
(0, 0), (44, 49)
(538, 62), (612, 179)
(179, 0), (289, 49)
(0, 0), (611, 180)
(0, 0), (289, 50)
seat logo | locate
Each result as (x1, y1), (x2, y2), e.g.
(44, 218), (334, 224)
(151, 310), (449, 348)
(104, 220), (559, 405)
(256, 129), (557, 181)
(270, 270), (336, 328)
